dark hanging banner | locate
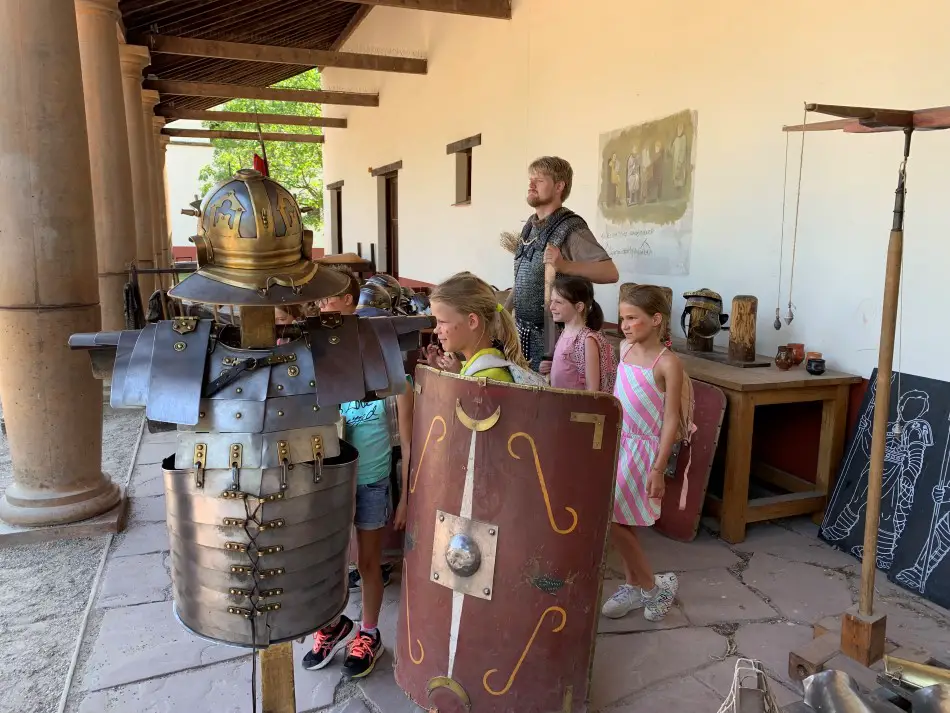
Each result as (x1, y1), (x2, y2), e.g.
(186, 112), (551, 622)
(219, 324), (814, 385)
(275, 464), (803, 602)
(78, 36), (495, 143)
(820, 369), (950, 609)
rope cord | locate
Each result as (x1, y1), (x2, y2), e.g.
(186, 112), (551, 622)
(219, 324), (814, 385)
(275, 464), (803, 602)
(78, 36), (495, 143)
(786, 105), (808, 323)
(775, 128), (792, 324)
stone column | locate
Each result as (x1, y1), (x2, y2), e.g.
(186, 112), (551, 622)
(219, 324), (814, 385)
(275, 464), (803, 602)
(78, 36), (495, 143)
(0, 0), (121, 526)
(151, 117), (170, 275)
(141, 91), (162, 292)
(75, 0), (136, 331)
(161, 136), (175, 275)
(118, 44), (154, 281)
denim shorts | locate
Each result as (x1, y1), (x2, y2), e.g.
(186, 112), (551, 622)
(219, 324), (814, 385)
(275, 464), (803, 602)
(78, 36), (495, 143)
(355, 478), (391, 531)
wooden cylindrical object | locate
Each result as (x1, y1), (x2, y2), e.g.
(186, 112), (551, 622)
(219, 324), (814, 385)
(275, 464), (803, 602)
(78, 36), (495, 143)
(859, 229), (903, 616)
(728, 295), (758, 363)
(686, 307), (714, 352)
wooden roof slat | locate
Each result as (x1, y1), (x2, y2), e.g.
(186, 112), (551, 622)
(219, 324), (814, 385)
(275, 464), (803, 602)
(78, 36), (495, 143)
(146, 79), (379, 107)
(163, 128), (325, 144)
(159, 107), (347, 129)
(148, 34), (427, 74)
(341, 0), (511, 19)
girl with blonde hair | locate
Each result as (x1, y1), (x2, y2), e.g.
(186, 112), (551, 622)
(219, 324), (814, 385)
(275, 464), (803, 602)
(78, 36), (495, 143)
(425, 272), (531, 383)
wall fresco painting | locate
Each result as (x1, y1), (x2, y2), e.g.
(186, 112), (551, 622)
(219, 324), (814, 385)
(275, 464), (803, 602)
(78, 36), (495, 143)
(596, 109), (697, 276)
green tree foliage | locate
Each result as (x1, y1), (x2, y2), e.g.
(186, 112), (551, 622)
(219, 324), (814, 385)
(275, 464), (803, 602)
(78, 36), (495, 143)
(196, 69), (325, 230)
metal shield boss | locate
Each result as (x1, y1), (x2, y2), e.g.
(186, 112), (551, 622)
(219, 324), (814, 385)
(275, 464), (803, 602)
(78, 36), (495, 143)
(395, 368), (622, 712)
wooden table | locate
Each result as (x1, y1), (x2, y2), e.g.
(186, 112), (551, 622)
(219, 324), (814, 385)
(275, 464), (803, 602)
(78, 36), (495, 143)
(679, 352), (861, 544)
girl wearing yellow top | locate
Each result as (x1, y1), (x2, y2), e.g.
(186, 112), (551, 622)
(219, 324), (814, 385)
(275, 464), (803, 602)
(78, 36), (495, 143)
(426, 272), (527, 383)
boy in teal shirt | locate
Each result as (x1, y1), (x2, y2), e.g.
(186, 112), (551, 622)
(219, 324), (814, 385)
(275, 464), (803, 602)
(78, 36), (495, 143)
(302, 269), (413, 679)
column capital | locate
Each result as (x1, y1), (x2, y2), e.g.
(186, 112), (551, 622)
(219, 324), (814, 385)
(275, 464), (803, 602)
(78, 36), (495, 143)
(151, 116), (166, 130)
(119, 43), (150, 79)
(141, 88), (160, 109)
(75, 0), (120, 19)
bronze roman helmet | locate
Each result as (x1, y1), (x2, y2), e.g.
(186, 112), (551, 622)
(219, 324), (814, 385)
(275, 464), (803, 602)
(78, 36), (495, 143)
(169, 168), (347, 306)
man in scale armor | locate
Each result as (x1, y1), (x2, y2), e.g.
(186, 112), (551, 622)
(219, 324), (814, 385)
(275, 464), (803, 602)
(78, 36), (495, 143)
(69, 169), (432, 651)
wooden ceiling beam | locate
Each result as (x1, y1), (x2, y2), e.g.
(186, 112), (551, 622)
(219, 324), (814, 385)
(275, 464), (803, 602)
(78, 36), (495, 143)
(157, 107), (347, 128)
(146, 34), (426, 74)
(144, 79), (379, 107)
(162, 128), (325, 143)
(341, 0), (511, 19)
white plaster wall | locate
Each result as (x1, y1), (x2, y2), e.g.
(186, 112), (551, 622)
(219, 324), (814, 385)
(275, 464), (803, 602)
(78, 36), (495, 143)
(164, 119), (213, 247)
(321, 0), (950, 380)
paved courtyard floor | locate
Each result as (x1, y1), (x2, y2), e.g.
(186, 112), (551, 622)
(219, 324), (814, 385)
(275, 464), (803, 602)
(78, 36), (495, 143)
(9, 419), (950, 713)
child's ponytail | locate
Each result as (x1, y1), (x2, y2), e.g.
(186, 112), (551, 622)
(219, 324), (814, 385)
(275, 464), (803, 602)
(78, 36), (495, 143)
(586, 299), (604, 331)
(493, 307), (529, 369)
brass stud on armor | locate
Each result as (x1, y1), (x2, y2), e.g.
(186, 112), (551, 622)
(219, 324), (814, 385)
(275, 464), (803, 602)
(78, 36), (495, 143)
(489, 529), (496, 536)
(309, 380), (315, 387)
(328, 336), (340, 345)
(439, 514), (445, 522)
(236, 387), (243, 394)
(288, 366), (300, 377)
(433, 572), (440, 580)
(199, 412), (205, 418)
(173, 341), (187, 352)
(277, 410), (284, 416)
(483, 588), (491, 596)
(276, 384), (284, 391)
(235, 412), (242, 419)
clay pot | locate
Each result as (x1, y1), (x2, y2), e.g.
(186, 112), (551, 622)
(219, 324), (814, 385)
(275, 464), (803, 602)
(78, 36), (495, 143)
(806, 351), (822, 361)
(788, 343), (805, 366)
(806, 358), (826, 376)
(774, 345), (793, 371)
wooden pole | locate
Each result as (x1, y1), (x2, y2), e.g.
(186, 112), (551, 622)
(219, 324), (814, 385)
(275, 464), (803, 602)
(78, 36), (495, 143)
(260, 642), (296, 713)
(841, 128), (912, 667)
(728, 295), (758, 363)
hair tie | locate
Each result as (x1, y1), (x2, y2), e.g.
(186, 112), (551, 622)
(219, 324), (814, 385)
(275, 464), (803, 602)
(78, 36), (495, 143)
(496, 303), (505, 313)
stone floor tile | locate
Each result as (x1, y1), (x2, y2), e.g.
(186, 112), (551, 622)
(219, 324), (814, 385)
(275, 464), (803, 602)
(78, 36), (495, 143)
(135, 441), (174, 466)
(872, 599), (950, 661)
(613, 528), (741, 574)
(735, 523), (858, 569)
(784, 516), (821, 539)
(77, 658), (253, 712)
(80, 601), (247, 691)
(328, 700), (371, 713)
(743, 554), (853, 624)
(129, 495), (166, 524)
(358, 650), (425, 713)
(692, 656), (801, 708)
(590, 627), (727, 709)
(677, 569), (776, 625)
(111, 522), (169, 558)
(605, 675), (719, 712)
(293, 638), (342, 711)
(735, 621), (814, 689)
(97, 552), (170, 609)
(598, 580), (690, 633)
(128, 464), (165, 498)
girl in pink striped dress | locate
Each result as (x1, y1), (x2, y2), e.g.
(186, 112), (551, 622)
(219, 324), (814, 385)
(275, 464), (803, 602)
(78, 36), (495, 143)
(602, 285), (684, 622)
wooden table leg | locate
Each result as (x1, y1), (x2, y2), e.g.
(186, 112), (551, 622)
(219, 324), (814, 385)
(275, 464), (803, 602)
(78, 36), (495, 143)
(261, 641), (296, 713)
(720, 392), (755, 544)
(814, 384), (850, 524)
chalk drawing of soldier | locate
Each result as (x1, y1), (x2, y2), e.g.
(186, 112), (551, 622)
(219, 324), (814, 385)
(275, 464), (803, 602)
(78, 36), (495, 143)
(822, 390), (933, 571)
(895, 483), (950, 592)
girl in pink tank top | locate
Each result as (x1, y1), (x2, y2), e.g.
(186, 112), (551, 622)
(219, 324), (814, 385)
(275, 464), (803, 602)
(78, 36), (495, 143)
(601, 284), (685, 624)
(540, 275), (616, 392)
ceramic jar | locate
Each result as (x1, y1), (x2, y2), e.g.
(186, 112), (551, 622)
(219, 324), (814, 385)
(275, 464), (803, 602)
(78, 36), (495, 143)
(806, 357), (826, 376)
(775, 345), (793, 371)
(788, 343), (805, 366)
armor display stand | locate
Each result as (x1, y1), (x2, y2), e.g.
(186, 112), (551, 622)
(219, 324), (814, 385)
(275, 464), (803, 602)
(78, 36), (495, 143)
(783, 102), (950, 666)
(70, 169), (433, 711)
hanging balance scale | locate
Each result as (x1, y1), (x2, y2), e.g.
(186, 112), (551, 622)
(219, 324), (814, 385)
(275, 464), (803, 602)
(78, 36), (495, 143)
(783, 101), (950, 666)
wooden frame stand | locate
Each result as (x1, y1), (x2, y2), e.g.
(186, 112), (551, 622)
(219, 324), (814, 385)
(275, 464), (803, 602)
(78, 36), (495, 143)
(840, 606), (887, 667)
(260, 635), (297, 711)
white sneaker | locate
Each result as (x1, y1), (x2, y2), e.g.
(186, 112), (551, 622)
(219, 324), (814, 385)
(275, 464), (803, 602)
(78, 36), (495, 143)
(601, 583), (646, 619)
(644, 573), (678, 622)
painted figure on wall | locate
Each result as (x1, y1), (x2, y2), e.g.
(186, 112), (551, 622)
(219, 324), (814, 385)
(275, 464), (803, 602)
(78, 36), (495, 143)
(626, 148), (641, 206)
(672, 122), (689, 189)
(608, 153), (623, 206)
(639, 145), (653, 204)
(647, 139), (665, 203)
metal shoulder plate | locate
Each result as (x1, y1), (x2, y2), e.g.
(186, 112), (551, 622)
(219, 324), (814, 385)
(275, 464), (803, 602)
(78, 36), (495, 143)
(146, 319), (214, 425)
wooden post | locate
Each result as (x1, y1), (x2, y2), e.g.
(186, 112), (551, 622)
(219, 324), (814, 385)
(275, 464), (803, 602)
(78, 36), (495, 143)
(240, 306), (277, 349)
(728, 295), (758, 363)
(841, 128), (912, 666)
(686, 307), (715, 352)
(260, 642), (296, 713)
